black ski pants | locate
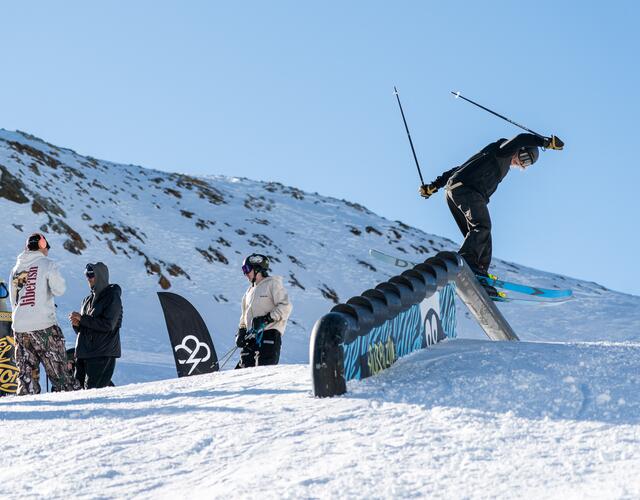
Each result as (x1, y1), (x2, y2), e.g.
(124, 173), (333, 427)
(446, 185), (492, 274)
(235, 329), (282, 369)
(75, 357), (116, 389)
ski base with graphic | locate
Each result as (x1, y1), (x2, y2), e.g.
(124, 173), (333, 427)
(477, 275), (572, 302)
(0, 282), (18, 396)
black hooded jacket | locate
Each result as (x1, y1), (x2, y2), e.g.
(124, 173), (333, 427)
(432, 133), (546, 201)
(74, 262), (122, 359)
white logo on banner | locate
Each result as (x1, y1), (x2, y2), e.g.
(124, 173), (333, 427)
(174, 335), (211, 375)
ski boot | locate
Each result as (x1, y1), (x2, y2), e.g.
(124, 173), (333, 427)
(473, 269), (506, 301)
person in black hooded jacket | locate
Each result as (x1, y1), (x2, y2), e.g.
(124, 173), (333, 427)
(419, 133), (564, 295)
(68, 262), (122, 389)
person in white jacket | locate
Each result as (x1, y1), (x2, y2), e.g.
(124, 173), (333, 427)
(9, 233), (80, 395)
(235, 253), (292, 368)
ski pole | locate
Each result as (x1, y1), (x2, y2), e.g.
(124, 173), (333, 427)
(220, 344), (237, 359)
(394, 86), (425, 185)
(451, 91), (545, 139)
(212, 345), (234, 370)
(217, 344), (237, 365)
(218, 345), (239, 370)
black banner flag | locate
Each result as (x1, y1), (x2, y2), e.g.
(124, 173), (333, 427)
(158, 292), (219, 377)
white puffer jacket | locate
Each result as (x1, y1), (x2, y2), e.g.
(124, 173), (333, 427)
(239, 275), (292, 335)
(9, 250), (66, 332)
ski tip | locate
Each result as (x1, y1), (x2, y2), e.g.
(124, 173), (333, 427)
(393, 86), (399, 94)
(451, 90), (461, 98)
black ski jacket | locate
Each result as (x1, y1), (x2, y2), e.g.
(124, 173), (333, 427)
(74, 284), (123, 359)
(433, 133), (546, 201)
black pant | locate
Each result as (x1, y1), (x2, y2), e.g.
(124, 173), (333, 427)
(235, 329), (282, 369)
(446, 186), (492, 274)
(75, 357), (116, 389)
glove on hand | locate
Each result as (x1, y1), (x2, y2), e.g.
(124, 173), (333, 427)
(252, 313), (273, 331)
(235, 327), (249, 348)
(419, 183), (438, 199)
(544, 135), (564, 150)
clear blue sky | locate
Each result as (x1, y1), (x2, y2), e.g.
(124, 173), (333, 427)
(3, 1), (639, 295)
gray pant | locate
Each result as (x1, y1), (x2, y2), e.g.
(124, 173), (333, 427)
(446, 185), (492, 274)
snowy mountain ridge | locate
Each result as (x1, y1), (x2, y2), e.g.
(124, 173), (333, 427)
(1, 128), (639, 384)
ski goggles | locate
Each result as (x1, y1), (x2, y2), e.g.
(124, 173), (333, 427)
(517, 149), (534, 167)
(241, 264), (253, 275)
(84, 264), (96, 279)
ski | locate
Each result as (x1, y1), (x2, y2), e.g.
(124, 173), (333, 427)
(369, 248), (573, 302)
(369, 248), (416, 269)
(477, 275), (572, 300)
(487, 290), (571, 303)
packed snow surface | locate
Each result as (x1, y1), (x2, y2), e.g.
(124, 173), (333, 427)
(2, 339), (639, 498)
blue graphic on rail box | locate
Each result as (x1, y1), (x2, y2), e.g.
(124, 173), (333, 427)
(439, 283), (457, 339)
(342, 283), (455, 381)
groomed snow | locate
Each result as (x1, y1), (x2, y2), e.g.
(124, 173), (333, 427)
(2, 339), (639, 498)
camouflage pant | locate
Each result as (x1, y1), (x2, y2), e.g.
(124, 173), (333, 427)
(14, 325), (80, 395)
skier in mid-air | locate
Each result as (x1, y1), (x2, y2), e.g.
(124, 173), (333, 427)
(419, 133), (564, 296)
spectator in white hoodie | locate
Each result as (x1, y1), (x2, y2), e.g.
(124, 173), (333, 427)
(9, 233), (80, 395)
(235, 253), (292, 368)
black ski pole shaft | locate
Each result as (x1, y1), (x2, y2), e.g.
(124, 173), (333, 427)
(220, 344), (237, 359)
(219, 347), (239, 370)
(451, 91), (545, 139)
(394, 87), (425, 185)
(215, 345), (237, 370)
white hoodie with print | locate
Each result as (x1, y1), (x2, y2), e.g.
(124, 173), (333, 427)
(9, 250), (66, 332)
(239, 275), (292, 335)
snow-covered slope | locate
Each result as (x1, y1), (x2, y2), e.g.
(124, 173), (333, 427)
(2, 339), (639, 498)
(1, 128), (639, 385)
(2, 129), (640, 498)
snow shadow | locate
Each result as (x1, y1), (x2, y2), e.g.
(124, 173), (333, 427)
(0, 387), (305, 421)
(347, 339), (640, 425)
